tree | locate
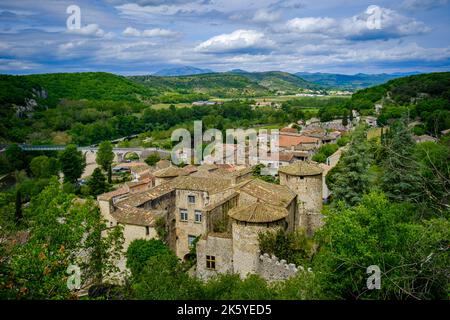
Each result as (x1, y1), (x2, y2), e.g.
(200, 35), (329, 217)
(4, 144), (25, 171)
(312, 152), (327, 163)
(328, 125), (373, 206)
(59, 144), (86, 184)
(126, 239), (172, 277)
(87, 168), (108, 196)
(144, 153), (160, 166)
(342, 112), (349, 127)
(30, 155), (59, 179)
(96, 141), (114, 183)
(130, 253), (203, 300)
(314, 192), (449, 300)
(14, 187), (22, 224)
(413, 141), (450, 215)
(380, 120), (421, 203)
(0, 179), (124, 299)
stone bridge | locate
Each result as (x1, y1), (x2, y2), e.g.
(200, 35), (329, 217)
(16, 144), (171, 163)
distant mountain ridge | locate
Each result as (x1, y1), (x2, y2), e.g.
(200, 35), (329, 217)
(296, 71), (422, 90)
(129, 71), (321, 98)
(153, 66), (214, 76)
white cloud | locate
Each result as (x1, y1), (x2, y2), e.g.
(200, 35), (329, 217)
(341, 6), (430, 40)
(123, 26), (179, 37)
(142, 28), (179, 37)
(67, 24), (106, 37)
(285, 6), (430, 41)
(286, 17), (336, 33)
(252, 9), (281, 23)
(123, 26), (141, 36)
(195, 29), (274, 53)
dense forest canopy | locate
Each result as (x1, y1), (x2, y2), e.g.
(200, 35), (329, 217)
(0, 71), (449, 146)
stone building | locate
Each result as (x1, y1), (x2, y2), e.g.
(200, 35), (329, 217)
(98, 161), (323, 281)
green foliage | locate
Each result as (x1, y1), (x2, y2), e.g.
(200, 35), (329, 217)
(96, 141), (114, 183)
(130, 253), (204, 300)
(327, 126), (373, 206)
(87, 168), (108, 196)
(126, 239), (173, 277)
(258, 229), (315, 266)
(379, 120), (422, 203)
(314, 192), (449, 300)
(312, 152), (327, 163)
(252, 164), (279, 184)
(144, 153), (161, 166)
(29, 155), (59, 179)
(154, 216), (167, 241)
(413, 141), (450, 215)
(312, 143), (339, 163)
(4, 144), (25, 172)
(0, 178), (124, 299)
(58, 144), (86, 184)
(347, 72), (450, 135)
(337, 136), (350, 147)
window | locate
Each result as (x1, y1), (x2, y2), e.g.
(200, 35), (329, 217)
(188, 235), (197, 248)
(180, 209), (188, 221)
(188, 195), (196, 204)
(206, 255), (216, 270)
(195, 210), (202, 223)
(145, 226), (150, 236)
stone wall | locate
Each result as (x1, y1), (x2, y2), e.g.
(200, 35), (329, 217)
(257, 253), (310, 282)
(232, 220), (284, 278)
(175, 189), (209, 258)
(196, 234), (233, 281)
(140, 190), (177, 249)
(206, 193), (239, 233)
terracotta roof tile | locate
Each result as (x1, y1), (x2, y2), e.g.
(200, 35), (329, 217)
(228, 202), (288, 223)
(238, 179), (295, 207)
(278, 161), (323, 176)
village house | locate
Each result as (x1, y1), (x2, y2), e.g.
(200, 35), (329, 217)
(98, 160), (324, 281)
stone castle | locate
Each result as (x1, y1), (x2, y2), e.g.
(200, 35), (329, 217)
(98, 161), (324, 281)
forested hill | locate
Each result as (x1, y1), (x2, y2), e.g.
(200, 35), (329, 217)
(128, 71), (320, 97)
(346, 72), (450, 134)
(128, 73), (270, 98)
(0, 72), (156, 108)
(296, 72), (409, 90)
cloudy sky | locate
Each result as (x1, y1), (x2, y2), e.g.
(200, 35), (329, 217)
(0, 0), (449, 75)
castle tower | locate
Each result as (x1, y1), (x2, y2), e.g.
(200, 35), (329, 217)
(228, 202), (287, 278)
(278, 161), (324, 234)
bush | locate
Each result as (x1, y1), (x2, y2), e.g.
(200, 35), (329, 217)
(126, 239), (173, 277)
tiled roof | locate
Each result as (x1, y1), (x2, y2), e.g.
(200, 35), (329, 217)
(279, 134), (319, 148)
(278, 161), (323, 176)
(156, 159), (171, 169)
(131, 165), (151, 173)
(97, 187), (129, 201)
(117, 180), (176, 207)
(280, 127), (298, 133)
(228, 202), (288, 223)
(238, 178), (295, 207)
(259, 152), (294, 162)
(153, 166), (189, 178)
(111, 205), (163, 226)
(174, 175), (231, 194)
